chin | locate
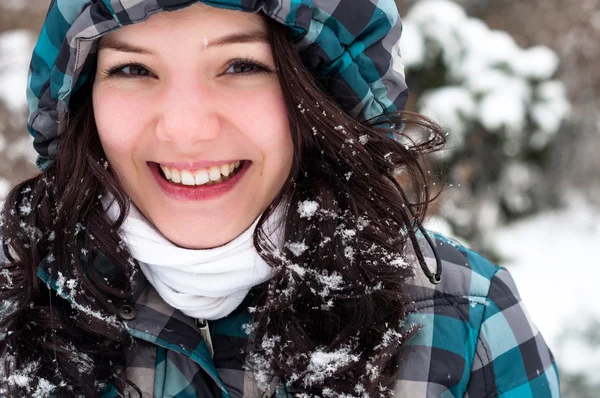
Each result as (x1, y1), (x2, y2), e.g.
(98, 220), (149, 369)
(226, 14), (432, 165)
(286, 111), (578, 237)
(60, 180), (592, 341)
(144, 205), (259, 249)
(157, 223), (242, 249)
(162, 231), (222, 249)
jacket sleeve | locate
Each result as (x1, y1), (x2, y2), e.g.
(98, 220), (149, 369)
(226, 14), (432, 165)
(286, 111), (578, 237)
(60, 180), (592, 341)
(464, 267), (560, 397)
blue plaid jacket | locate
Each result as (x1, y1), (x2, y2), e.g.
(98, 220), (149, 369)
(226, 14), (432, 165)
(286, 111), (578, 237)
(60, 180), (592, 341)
(35, 233), (560, 397)
(24, 1), (559, 396)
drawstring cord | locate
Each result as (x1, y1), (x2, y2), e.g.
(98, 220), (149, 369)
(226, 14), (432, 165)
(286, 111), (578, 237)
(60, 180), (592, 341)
(387, 175), (443, 285)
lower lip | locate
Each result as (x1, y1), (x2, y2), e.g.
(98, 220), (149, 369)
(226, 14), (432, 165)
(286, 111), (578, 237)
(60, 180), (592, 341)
(149, 161), (251, 201)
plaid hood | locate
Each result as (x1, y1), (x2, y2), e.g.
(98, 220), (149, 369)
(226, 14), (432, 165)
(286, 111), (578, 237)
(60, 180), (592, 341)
(26, 0), (408, 170)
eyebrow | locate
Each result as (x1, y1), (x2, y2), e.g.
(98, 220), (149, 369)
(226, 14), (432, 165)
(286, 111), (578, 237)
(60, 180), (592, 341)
(98, 31), (269, 54)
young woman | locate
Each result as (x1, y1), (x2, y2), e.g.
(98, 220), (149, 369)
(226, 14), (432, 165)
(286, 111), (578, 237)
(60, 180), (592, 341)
(0, 1), (559, 397)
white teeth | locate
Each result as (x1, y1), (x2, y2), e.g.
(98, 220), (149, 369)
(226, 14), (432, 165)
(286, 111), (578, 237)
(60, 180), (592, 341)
(220, 164), (230, 177)
(208, 167), (221, 181)
(171, 169), (181, 183)
(194, 169), (209, 185)
(180, 170), (195, 186)
(163, 166), (172, 180)
(159, 161), (243, 186)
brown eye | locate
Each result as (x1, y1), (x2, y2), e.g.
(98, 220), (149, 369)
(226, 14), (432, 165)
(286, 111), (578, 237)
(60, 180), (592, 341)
(223, 59), (271, 76)
(105, 63), (155, 78)
(122, 65), (151, 76)
(227, 62), (258, 74)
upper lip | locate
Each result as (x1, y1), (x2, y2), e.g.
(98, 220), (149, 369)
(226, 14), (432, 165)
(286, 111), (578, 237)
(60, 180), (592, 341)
(151, 160), (246, 169)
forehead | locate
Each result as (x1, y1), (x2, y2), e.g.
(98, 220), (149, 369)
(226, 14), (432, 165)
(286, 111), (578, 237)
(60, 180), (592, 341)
(103, 4), (267, 41)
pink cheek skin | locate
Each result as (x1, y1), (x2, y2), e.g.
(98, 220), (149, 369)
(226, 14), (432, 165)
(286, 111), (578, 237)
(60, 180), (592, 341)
(94, 89), (154, 157)
(93, 91), (161, 199)
(232, 88), (291, 151)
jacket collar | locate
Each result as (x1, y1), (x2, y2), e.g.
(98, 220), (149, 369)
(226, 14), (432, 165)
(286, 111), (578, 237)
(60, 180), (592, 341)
(36, 255), (266, 395)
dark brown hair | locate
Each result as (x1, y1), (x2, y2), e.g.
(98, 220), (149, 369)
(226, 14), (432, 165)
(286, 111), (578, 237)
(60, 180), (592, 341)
(0, 16), (444, 397)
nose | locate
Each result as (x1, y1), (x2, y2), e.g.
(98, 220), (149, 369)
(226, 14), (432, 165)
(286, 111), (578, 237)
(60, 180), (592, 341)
(155, 80), (221, 146)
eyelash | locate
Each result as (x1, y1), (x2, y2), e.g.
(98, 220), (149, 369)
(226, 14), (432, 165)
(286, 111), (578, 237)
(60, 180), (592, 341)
(101, 57), (272, 79)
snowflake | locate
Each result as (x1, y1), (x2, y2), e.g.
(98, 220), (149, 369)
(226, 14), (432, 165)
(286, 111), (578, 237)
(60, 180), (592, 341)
(297, 200), (319, 219)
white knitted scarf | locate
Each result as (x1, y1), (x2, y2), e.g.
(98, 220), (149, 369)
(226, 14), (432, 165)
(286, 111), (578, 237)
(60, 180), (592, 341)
(105, 197), (285, 320)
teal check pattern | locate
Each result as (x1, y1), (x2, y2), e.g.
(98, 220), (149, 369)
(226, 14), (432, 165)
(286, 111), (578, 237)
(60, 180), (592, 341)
(34, 233), (560, 397)
(27, 0), (408, 170)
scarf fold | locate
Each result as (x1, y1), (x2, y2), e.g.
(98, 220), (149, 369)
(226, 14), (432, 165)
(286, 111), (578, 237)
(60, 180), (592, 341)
(105, 197), (285, 320)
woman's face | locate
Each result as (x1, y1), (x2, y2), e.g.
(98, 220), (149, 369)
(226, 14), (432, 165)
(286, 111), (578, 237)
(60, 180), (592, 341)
(93, 4), (293, 249)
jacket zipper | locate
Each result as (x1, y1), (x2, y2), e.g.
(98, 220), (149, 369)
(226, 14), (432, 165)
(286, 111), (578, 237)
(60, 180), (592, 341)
(196, 318), (214, 358)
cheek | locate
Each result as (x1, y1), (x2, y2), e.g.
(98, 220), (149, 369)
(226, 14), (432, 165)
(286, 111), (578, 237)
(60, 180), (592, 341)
(92, 88), (150, 157)
(232, 88), (293, 162)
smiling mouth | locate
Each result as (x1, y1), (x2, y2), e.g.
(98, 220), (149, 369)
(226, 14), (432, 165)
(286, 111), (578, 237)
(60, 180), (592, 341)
(154, 160), (249, 187)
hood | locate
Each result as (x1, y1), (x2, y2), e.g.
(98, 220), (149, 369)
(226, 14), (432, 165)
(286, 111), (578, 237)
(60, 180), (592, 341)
(26, 0), (408, 170)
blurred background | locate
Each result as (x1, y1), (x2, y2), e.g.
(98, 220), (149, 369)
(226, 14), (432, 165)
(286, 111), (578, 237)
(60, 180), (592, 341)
(0, 0), (598, 396)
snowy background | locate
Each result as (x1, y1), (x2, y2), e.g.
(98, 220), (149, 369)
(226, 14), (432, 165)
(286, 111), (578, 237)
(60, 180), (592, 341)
(1, 0), (598, 396)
